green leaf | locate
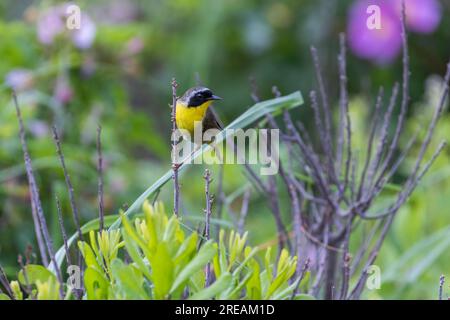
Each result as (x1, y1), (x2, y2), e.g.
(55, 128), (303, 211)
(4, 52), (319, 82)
(271, 276), (301, 300)
(0, 293), (11, 300)
(294, 293), (316, 300)
(110, 259), (148, 299)
(383, 226), (450, 282)
(188, 270), (205, 294)
(84, 267), (110, 300)
(18, 265), (56, 286)
(109, 91), (304, 230)
(173, 232), (198, 267)
(246, 259), (261, 300)
(189, 272), (232, 300)
(121, 213), (153, 260)
(232, 247), (259, 276)
(150, 242), (174, 299)
(121, 228), (152, 280)
(170, 240), (217, 294)
(78, 241), (102, 270)
(222, 270), (253, 299)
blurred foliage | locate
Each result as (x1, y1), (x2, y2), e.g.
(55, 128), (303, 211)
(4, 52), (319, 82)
(0, 0), (449, 299)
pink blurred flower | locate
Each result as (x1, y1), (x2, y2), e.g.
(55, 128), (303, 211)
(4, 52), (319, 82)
(347, 0), (402, 64)
(125, 37), (144, 56)
(393, 0), (442, 33)
(54, 76), (73, 104)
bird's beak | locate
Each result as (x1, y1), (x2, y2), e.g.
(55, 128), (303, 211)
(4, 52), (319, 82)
(209, 95), (222, 101)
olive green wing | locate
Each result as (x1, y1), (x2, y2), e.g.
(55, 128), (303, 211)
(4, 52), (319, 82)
(202, 106), (223, 132)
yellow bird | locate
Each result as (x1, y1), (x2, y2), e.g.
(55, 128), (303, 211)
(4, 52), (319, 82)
(175, 86), (223, 144)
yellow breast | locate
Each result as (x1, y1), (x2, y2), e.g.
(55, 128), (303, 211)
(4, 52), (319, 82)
(175, 100), (212, 136)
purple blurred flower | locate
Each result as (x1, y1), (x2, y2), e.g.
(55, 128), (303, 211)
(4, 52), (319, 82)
(347, 0), (402, 64)
(28, 120), (49, 138)
(70, 13), (96, 49)
(37, 7), (65, 45)
(5, 69), (34, 91)
(393, 0), (442, 33)
(37, 4), (96, 49)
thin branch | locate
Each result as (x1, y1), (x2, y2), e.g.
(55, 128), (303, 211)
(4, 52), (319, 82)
(215, 163), (225, 237)
(97, 125), (104, 231)
(14, 93), (64, 299)
(439, 275), (445, 300)
(0, 265), (14, 299)
(336, 33), (349, 176)
(203, 169), (213, 287)
(368, 129), (419, 204)
(365, 83), (399, 188)
(29, 189), (49, 266)
(238, 188), (251, 235)
(311, 46), (334, 170)
(249, 78), (291, 251)
(171, 78), (180, 216)
(340, 252), (352, 300)
(55, 196), (72, 267)
(17, 254), (32, 297)
(357, 87), (384, 199)
(375, 2), (410, 184)
(51, 126), (83, 243)
(350, 220), (383, 276)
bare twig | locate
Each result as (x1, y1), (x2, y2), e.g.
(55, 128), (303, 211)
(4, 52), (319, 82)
(339, 252), (351, 300)
(51, 126), (83, 243)
(248, 78), (291, 251)
(17, 255), (32, 297)
(29, 189), (49, 266)
(375, 2), (410, 185)
(336, 33), (349, 176)
(238, 188), (251, 235)
(357, 87), (384, 199)
(171, 78), (180, 216)
(203, 169), (213, 287)
(215, 163), (225, 237)
(311, 46), (334, 170)
(365, 83), (399, 189)
(97, 125), (105, 231)
(439, 275), (445, 300)
(0, 265), (14, 299)
(14, 93), (64, 299)
(55, 196), (72, 267)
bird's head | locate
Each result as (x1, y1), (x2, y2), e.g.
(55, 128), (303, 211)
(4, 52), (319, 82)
(179, 86), (222, 108)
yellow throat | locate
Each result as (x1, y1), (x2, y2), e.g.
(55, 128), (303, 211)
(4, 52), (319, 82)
(175, 100), (212, 135)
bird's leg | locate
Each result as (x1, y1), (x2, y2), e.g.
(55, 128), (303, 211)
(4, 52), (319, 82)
(172, 163), (182, 171)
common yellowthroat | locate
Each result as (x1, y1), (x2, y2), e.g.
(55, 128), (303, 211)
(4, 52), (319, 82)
(175, 86), (223, 143)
